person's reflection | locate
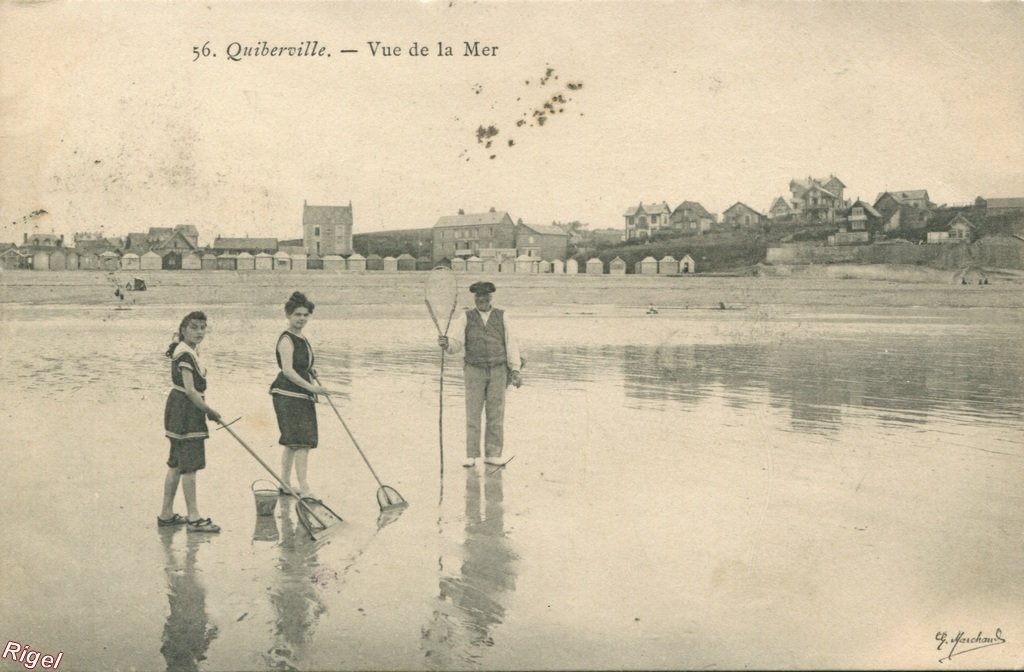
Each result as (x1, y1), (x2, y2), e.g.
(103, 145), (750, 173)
(159, 529), (219, 672)
(263, 499), (327, 670)
(422, 469), (517, 668)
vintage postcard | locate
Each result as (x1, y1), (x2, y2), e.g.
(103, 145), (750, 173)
(1, 2), (1022, 670)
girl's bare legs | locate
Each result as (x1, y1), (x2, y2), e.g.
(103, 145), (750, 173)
(281, 446), (296, 491)
(160, 468), (181, 519)
(181, 472), (200, 521)
(293, 447), (311, 496)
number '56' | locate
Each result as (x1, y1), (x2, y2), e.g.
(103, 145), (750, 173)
(192, 41), (212, 61)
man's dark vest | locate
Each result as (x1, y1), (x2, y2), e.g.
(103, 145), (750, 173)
(464, 308), (506, 367)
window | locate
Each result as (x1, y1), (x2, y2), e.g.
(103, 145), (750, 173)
(314, 227), (320, 236)
(529, 236), (534, 244)
(852, 207), (863, 217)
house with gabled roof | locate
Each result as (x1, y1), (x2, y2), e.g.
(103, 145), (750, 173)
(768, 196), (794, 222)
(721, 202), (765, 229)
(927, 213), (975, 244)
(875, 190), (934, 211)
(788, 174), (848, 224)
(303, 200), (353, 256)
(624, 201), (672, 240)
(515, 220), (568, 260)
(669, 200), (716, 234)
(433, 208), (516, 261)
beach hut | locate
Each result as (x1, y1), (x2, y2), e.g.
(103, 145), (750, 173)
(306, 254), (323, 271)
(161, 251), (182, 270)
(396, 253), (416, 271)
(658, 255), (679, 275)
(1, 248), (27, 270)
(217, 253), (238, 271)
(182, 251), (202, 270)
(565, 258), (579, 275)
(382, 255), (398, 272)
(273, 250), (292, 271)
(49, 249), (67, 271)
(639, 256), (658, 275)
(539, 260), (552, 274)
(365, 254), (383, 271)
(609, 257), (627, 275)
(516, 254), (537, 273)
(201, 252), (218, 270)
(482, 257), (500, 274)
(254, 252), (273, 271)
(680, 254), (696, 273)
(121, 252), (140, 271)
(551, 258), (565, 274)
(290, 252), (308, 271)
(416, 256), (433, 271)
(236, 251), (255, 271)
(99, 251), (120, 271)
(141, 251), (162, 271)
(586, 257), (605, 275)
(78, 251), (99, 271)
(451, 257), (467, 272)
(465, 256), (483, 273)
(322, 254), (344, 271)
(347, 252), (366, 271)
(499, 257), (516, 273)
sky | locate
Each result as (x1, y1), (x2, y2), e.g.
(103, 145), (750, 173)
(2, 1), (1023, 246)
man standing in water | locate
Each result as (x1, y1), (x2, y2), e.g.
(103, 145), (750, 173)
(438, 281), (523, 468)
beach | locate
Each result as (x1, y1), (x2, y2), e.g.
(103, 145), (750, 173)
(1, 269), (1022, 670)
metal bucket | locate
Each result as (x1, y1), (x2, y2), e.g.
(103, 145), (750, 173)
(252, 479), (279, 517)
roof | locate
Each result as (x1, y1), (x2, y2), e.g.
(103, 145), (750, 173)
(624, 201), (671, 217)
(434, 211), (512, 228)
(213, 237), (278, 250)
(673, 200), (714, 217)
(518, 222), (568, 236)
(846, 200), (882, 218)
(769, 196), (792, 211)
(723, 201), (761, 216)
(302, 203), (353, 227)
(985, 197), (1024, 209)
(876, 190), (930, 203)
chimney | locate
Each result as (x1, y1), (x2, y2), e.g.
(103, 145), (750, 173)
(458, 208), (465, 215)
(489, 206), (496, 213)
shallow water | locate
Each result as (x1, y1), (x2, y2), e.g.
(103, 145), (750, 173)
(1, 303), (1022, 670)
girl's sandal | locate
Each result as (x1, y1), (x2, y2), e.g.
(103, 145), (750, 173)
(157, 513), (188, 527)
(186, 518), (221, 534)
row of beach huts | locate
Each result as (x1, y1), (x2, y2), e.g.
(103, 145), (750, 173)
(2, 248), (697, 275)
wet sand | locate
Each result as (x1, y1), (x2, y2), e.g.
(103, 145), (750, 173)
(1, 270), (1022, 670)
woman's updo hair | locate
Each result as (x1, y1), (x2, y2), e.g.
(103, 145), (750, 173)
(285, 291), (315, 315)
(165, 310), (208, 358)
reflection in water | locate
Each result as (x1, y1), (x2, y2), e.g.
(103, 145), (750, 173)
(614, 337), (1024, 430)
(263, 503), (327, 671)
(422, 470), (517, 669)
(159, 530), (219, 672)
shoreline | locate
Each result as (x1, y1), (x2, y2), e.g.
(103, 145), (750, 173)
(2, 267), (1023, 315)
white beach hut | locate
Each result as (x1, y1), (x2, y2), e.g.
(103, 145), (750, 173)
(565, 258), (579, 275)
(254, 252), (274, 271)
(347, 252), (366, 271)
(290, 252), (308, 271)
(273, 251), (292, 271)
(121, 253), (141, 271)
(639, 256), (658, 275)
(551, 258), (565, 274)
(609, 257), (627, 275)
(182, 252), (203, 270)
(141, 250), (162, 271)
(586, 257), (605, 275)
(680, 254), (696, 273)
(658, 255), (679, 275)
(236, 251), (255, 271)
(465, 256), (483, 273)
(322, 255), (344, 271)
(451, 257), (467, 272)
